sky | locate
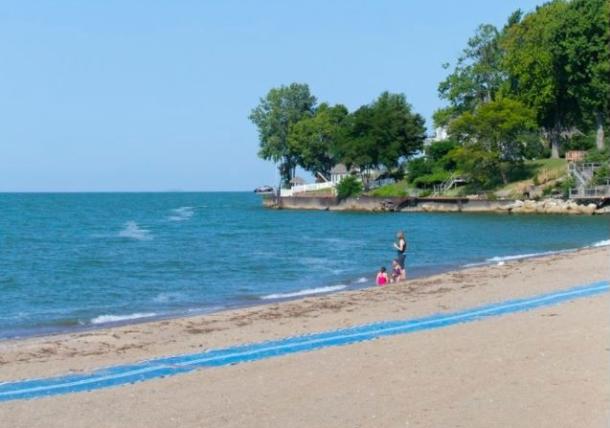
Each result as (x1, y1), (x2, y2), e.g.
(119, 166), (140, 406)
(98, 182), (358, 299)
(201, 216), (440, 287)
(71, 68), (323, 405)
(0, 0), (545, 192)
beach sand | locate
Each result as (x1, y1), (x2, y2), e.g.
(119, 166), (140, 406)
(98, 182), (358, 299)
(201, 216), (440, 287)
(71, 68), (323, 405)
(0, 246), (608, 427)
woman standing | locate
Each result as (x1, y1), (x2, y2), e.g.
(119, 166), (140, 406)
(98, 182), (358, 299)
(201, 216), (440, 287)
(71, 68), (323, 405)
(393, 231), (407, 280)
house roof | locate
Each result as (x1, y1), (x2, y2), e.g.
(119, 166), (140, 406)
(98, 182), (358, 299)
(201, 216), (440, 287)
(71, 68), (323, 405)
(290, 176), (306, 185)
(330, 163), (348, 174)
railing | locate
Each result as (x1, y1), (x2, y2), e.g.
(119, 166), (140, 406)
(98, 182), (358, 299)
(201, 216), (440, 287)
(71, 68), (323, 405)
(280, 181), (336, 197)
(433, 174), (466, 195)
(568, 162), (603, 187)
(569, 185), (610, 198)
(368, 178), (395, 189)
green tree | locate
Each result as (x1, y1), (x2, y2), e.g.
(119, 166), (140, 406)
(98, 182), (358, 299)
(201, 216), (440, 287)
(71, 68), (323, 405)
(249, 83), (316, 187)
(337, 92), (425, 182)
(449, 98), (537, 183)
(501, 1), (573, 158)
(561, 0), (610, 150)
(287, 103), (348, 179)
(438, 24), (504, 115)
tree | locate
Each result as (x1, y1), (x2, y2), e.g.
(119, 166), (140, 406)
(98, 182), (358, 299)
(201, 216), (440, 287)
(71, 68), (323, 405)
(287, 103), (348, 179)
(501, 1), (573, 158)
(438, 24), (504, 115)
(337, 92), (425, 181)
(249, 83), (316, 187)
(449, 98), (537, 183)
(561, 0), (610, 150)
(432, 106), (458, 129)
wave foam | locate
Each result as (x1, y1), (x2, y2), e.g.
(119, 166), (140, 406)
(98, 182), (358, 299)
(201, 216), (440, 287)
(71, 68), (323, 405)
(591, 239), (610, 248)
(465, 238), (609, 267)
(261, 285), (347, 300)
(152, 292), (185, 303)
(485, 251), (562, 263)
(356, 277), (368, 284)
(118, 221), (153, 241)
(91, 312), (157, 325)
(168, 206), (194, 222)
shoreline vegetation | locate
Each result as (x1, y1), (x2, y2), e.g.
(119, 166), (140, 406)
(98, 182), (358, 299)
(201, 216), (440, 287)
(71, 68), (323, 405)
(1, 246), (608, 427)
(251, 0), (610, 206)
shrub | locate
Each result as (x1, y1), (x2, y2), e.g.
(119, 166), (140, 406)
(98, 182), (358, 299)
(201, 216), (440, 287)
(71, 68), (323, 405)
(406, 157), (433, 182)
(586, 148), (610, 162)
(425, 140), (459, 162)
(560, 177), (576, 198)
(593, 165), (610, 185)
(563, 133), (595, 152)
(336, 175), (363, 200)
(413, 170), (451, 188)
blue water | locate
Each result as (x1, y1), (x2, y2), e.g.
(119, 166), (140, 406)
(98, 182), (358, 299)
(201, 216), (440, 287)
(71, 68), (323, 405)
(0, 192), (608, 339)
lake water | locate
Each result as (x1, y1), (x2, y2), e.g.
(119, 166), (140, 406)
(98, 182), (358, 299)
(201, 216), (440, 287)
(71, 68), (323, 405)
(0, 192), (607, 339)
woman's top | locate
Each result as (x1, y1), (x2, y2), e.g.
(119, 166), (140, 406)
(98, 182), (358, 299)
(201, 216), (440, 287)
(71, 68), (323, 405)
(396, 238), (406, 256)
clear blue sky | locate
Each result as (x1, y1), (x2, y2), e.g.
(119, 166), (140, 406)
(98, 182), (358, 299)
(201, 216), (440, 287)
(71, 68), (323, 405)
(1, 0), (544, 191)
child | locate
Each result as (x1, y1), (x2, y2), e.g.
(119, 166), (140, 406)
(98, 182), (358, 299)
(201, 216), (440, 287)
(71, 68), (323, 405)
(391, 259), (402, 283)
(376, 266), (389, 286)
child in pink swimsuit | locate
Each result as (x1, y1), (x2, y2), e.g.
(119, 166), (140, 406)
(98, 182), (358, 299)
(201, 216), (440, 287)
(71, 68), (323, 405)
(376, 267), (389, 286)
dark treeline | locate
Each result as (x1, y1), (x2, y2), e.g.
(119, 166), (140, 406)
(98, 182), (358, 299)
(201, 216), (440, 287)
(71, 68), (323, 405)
(251, 0), (609, 191)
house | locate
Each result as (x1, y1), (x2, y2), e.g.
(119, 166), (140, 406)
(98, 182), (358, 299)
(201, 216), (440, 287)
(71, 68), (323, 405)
(424, 126), (449, 146)
(330, 164), (349, 184)
(289, 176), (306, 186)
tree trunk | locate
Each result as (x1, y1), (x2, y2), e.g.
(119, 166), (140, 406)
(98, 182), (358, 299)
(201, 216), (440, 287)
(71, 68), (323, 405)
(500, 168), (508, 185)
(595, 110), (605, 151)
(549, 122), (561, 159)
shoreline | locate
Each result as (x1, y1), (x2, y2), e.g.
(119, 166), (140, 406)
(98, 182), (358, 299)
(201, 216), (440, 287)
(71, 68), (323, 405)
(0, 263), (457, 342)
(265, 195), (610, 214)
(1, 246), (608, 427)
(3, 241), (607, 342)
(0, 245), (607, 381)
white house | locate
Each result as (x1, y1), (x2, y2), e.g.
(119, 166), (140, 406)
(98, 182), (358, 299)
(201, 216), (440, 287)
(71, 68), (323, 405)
(434, 126), (449, 142)
(424, 126), (449, 147)
(330, 164), (349, 184)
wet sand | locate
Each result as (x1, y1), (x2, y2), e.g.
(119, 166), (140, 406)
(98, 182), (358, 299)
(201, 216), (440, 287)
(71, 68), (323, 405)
(0, 246), (608, 427)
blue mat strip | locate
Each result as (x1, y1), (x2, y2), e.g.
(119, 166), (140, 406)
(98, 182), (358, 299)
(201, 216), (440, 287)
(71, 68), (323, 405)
(1, 280), (607, 402)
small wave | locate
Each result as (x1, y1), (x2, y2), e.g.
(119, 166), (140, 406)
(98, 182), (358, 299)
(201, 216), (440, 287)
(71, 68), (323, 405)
(355, 277), (368, 284)
(118, 221), (153, 241)
(464, 246), (582, 268)
(186, 305), (225, 314)
(152, 292), (185, 303)
(91, 312), (157, 325)
(591, 239), (610, 248)
(168, 206), (194, 222)
(260, 284), (347, 300)
(485, 251), (561, 263)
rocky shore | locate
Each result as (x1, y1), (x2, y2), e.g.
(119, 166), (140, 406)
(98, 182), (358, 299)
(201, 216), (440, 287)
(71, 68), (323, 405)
(264, 195), (610, 215)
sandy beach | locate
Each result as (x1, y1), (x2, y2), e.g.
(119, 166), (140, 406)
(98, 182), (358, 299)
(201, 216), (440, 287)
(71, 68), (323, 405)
(1, 246), (608, 427)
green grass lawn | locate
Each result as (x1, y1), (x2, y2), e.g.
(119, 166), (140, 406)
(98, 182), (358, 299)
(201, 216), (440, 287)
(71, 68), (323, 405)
(495, 158), (568, 198)
(367, 180), (413, 197)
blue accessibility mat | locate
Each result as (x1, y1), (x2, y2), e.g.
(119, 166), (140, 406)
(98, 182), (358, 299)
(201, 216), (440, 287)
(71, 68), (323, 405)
(0, 280), (607, 402)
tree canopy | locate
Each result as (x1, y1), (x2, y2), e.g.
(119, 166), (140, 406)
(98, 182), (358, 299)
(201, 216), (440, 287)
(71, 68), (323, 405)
(249, 83), (317, 187)
(287, 103), (348, 179)
(251, 1), (610, 194)
(252, 87), (425, 187)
